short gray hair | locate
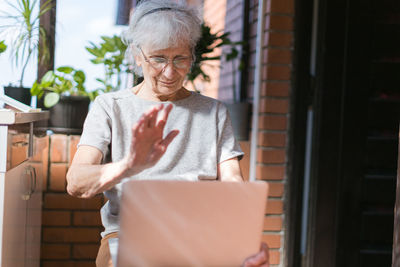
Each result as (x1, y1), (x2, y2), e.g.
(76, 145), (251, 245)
(122, 0), (202, 76)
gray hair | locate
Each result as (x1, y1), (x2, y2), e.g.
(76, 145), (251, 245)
(122, 0), (202, 76)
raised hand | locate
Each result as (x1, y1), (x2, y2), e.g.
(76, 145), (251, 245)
(121, 103), (179, 177)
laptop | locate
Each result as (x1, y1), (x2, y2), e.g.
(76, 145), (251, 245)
(116, 180), (268, 267)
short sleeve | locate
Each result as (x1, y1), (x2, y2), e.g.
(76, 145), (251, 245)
(216, 102), (244, 163)
(78, 96), (112, 161)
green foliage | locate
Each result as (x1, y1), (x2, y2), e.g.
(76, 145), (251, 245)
(86, 35), (131, 93)
(0, 41), (7, 54)
(188, 23), (243, 95)
(0, 0), (53, 87)
(31, 66), (96, 108)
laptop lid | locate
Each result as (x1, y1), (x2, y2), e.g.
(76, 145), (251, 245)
(117, 180), (268, 267)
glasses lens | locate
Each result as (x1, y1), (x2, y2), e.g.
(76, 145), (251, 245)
(149, 57), (167, 69)
(173, 58), (190, 69)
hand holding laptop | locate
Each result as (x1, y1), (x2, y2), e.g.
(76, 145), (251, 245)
(242, 242), (270, 267)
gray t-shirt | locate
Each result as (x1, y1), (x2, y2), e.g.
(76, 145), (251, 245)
(79, 88), (243, 237)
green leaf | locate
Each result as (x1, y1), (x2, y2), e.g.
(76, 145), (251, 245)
(73, 70), (86, 84)
(0, 41), (7, 53)
(90, 58), (103, 64)
(57, 66), (74, 74)
(225, 48), (239, 61)
(95, 78), (106, 84)
(44, 92), (60, 108)
(86, 44), (105, 57)
(30, 81), (40, 96)
(40, 70), (55, 86)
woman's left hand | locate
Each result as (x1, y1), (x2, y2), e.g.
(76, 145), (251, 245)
(242, 242), (270, 267)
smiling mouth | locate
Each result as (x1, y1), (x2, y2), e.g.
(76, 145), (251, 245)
(159, 80), (177, 86)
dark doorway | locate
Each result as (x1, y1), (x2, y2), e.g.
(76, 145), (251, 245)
(287, 0), (400, 266)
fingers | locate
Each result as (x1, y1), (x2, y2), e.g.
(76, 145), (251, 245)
(161, 129), (179, 147)
(260, 242), (269, 262)
(142, 104), (163, 128)
(131, 115), (145, 136)
(147, 104), (162, 128)
(242, 242), (270, 267)
(156, 103), (173, 129)
(148, 130), (179, 163)
(131, 104), (164, 136)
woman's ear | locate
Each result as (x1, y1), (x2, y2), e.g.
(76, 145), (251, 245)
(132, 45), (142, 67)
(135, 54), (142, 67)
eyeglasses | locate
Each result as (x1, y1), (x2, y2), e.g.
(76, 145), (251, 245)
(138, 46), (191, 71)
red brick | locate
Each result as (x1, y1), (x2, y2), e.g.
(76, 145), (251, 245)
(268, 15), (293, 31)
(51, 134), (68, 163)
(257, 149), (286, 164)
(72, 244), (99, 259)
(49, 163), (67, 192)
(42, 211), (71, 226)
(260, 98), (289, 114)
(262, 82), (290, 97)
(259, 115), (287, 130)
(267, 32), (293, 47)
(264, 216), (283, 231)
(268, 183), (284, 197)
(73, 211), (102, 226)
(43, 193), (103, 210)
(69, 135), (80, 164)
(257, 165), (285, 180)
(264, 49), (292, 64)
(32, 135), (49, 162)
(41, 244), (70, 259)
(269, 0), (294, 14)
(266, 200), (283, 214)
(266, 65), (291, 80)
(42, 227), (101, 243)
(42, 261), (95, 267)
(269, 250), (281, 265)
(261, 234), (281, 249)
(258, 132), (287, 147)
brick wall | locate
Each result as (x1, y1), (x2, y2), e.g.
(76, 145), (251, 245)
(253, 0), (293, 265)
(205, 0), (295, 266)
(33, 134), (105, 267)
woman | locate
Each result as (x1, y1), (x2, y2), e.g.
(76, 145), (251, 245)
(66, 0), (269, 266)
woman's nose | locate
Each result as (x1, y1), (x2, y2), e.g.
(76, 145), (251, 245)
(161, 63), (177, 78)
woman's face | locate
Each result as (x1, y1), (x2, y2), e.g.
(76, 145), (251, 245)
(136, 44), (192, 97)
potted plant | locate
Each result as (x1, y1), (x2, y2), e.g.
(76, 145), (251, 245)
(0, 0), (52, 105)
(30, 66), (96, 130)
(86, 35), (133, 92)
(187, 23), (233, 90)
(188, 23), (250, 140)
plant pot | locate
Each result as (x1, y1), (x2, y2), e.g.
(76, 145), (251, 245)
(49, 95), (90, 130)
(225, 102), (251, 141)
(4, 86), (31, 106)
